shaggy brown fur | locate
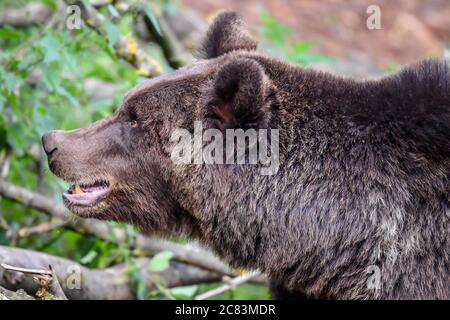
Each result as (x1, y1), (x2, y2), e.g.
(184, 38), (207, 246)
(42, 11), (450, 299)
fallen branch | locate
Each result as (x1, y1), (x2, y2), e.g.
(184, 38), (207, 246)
(195, 270), (261, 300)
(0, 286), (35, 300)
(1, 263), (67, 299)
(0, 3), (53, 28)
(44, 265), (68, 300)
(0, 245), (220, 300)
(0, 263), (52, 276)
(136, 11), (193, 68)
(11, 219), (68, 238)
(0, 179), (233, 275)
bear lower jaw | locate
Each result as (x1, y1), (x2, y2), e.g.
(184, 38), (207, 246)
(63, 185), (111, 207)
(62, 178), (114, 207)
(63, 196), (110, 218)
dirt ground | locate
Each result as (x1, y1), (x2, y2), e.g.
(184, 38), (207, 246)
(181, 0), (450, 70)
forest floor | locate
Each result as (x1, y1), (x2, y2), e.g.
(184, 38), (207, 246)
(182, 0), (450, 76)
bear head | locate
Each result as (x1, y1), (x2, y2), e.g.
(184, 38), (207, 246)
(41, 11), (281, 236)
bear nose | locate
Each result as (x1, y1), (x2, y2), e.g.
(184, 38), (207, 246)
(41, 131), (59, 157)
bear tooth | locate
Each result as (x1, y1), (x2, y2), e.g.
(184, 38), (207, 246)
(74, 185), (84, 194)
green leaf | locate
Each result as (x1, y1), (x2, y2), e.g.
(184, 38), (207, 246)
(105, 21), (119, 47)
(292, 40), (317, 54)
(126, 257), (148, 300)
(0, 69), (18, 95)
(6, 123), (26, 155)
(18, 51), (40, 71)
(81, 0), (90, 8)
(143, 6), (162, 37)
(40, 34), (61, 64)
(170, 285), (198, 299)
(54, 84), (80, 108)
(0, 26), (27, 42)
(80, 250), (98, 264)
(149, 251), (174, 272)
(135, 277), (147, 300)
(0, 95), (5, 115)
(258, 5), (333, 66)
(107, 4), (120, 19)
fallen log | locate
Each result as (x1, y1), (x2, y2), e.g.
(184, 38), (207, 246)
(0, 3), (53, 28)
(0, 245), (220, 299)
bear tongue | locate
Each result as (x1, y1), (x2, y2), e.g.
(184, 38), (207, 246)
(63, 184), (111, 206)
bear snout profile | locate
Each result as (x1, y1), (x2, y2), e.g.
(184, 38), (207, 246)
(41, 131), (59, 157)
(43, 11), (450, 299)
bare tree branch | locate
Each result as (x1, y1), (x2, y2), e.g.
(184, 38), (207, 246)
(0, 245), (220, 299)
(0, 3), (53, 28)
(136, 12), (193, 68)
(46, 265), (68, 300)
(0, 179), (70, 220)
(1, 263), (67, 299)
(0, 179), (233, 275)
(0, 286), (35, 300)
(0, 263), (52, 276)
(9, 219), (69, 239)
(195, 270), (261, 300)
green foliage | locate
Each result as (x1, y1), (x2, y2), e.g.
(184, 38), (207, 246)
(169, 285), (199, 299)
(150, 250), (174, 272)
(0, 0), (174, 300)
(143, 5), (163, 36)
(196, 283), (271, 300)
(258, 6), (333, 66)
(0, 1), (330, 300)
(0, 0), (143, 295)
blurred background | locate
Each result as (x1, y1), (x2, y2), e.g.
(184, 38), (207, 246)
(0, 0), (449, 300)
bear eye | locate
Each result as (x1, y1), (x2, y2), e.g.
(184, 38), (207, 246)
(129, 119), (138, 128)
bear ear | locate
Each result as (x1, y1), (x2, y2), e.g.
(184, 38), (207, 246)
(205, 58), (272, 131)
(198, 11), (257, 59)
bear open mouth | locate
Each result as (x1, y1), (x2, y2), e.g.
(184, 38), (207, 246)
(63, 180), (111, 207)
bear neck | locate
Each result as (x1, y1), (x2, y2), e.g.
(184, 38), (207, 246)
(166, 57), (383, 298)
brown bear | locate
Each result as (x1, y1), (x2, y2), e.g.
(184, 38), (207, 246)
(42, 11), (450, 299)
